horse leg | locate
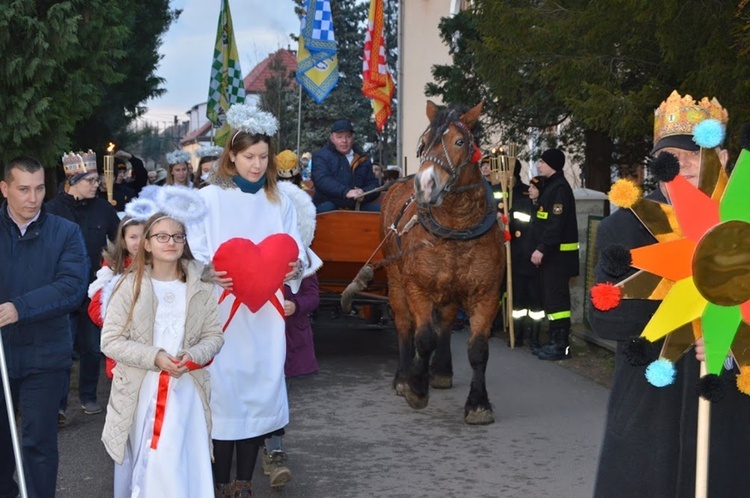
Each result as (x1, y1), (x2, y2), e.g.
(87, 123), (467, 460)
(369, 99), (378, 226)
(464, 298), (497, 425)
(403, 300), (437, 410)
(389, 280), (413, 396)
(430, 304), (457, 389)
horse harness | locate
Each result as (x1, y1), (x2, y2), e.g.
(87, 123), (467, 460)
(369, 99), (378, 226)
(386, 117), (497, 247)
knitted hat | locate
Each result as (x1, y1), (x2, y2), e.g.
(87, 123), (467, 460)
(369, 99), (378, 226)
(540, 148), (565, 171)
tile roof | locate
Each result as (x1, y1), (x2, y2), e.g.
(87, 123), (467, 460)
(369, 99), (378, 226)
(243, 48), (298, 94)
(180, 121), (212, 145)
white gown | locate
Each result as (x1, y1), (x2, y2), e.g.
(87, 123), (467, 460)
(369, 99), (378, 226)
(189, 184), (305, 440)
(113, 279), (213, 498)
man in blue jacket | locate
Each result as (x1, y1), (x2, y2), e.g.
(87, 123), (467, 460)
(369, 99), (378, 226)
(0, 156), (88, 498)
(311, 119), (380, 213)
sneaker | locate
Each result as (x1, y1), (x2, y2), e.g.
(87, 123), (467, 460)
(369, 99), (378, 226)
(58, 410), (67, 428)
(81, 401), (102, 415)
(268, 451), (292, 489)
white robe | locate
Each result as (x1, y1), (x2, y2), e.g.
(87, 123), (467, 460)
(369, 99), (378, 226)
(189, 184), (305, 439)
(114, 279), (213, 498)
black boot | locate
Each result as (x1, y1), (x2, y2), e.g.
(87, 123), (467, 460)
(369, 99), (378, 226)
(537, 329), (571, 361)
(529, 319), (542, 354)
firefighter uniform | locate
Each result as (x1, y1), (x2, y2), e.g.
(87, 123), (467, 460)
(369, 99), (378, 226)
(509, 179), (543, 349)
(532, 162), (579, 360)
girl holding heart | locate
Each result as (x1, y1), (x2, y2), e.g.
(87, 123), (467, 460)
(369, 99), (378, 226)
(188, 104), (308, 497)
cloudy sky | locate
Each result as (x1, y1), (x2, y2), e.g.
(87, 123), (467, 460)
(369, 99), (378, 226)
(140, 0), (300, 127)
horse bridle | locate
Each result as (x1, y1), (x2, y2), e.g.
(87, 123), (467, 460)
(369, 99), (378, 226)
(417, 119), (483, 194)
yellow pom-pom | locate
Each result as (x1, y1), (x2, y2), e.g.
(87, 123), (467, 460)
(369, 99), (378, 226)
(276, 150), (298, 172)
(608, 179), (642, 208)
(736, 365), (750, 395)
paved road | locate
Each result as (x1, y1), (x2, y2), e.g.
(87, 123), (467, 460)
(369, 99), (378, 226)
(54, 312), (608, 497)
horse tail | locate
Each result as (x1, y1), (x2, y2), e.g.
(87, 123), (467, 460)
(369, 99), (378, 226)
(341, 264), (375, 314)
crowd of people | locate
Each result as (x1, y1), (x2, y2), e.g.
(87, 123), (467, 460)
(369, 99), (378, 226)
(1, 88), (747, 497)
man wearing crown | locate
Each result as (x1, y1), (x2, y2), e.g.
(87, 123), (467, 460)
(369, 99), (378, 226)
(46, 150), (120, 422)
(589, 91), (750, 496)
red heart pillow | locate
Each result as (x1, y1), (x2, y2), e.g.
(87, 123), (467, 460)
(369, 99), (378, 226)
(213, 234), (299, 313)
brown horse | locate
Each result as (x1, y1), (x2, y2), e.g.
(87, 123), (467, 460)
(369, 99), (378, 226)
(380, 101), (505, 424)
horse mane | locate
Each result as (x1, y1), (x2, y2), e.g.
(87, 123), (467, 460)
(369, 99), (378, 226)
(425, 104), (484, 147)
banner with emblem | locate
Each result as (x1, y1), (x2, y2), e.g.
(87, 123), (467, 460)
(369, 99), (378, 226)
(362, 0), (395, 133)
(296, 0), (339, 104)
(206, 0), (246, 145)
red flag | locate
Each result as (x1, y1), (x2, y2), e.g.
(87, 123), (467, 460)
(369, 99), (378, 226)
(362, 0), (395, 133)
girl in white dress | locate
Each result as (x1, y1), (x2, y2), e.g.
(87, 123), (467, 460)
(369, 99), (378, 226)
(188, 104), (306, 497)
(101, 198), (224, 498)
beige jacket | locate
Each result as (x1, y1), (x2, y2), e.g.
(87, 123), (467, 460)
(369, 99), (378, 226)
(100, 259), (224, 464)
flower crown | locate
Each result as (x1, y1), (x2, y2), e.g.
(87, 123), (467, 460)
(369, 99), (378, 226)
(195, 145), (224, 159)
(166, 149), (192, 165)
(226, 103), (278, 137)
(124, 185), (208, 227)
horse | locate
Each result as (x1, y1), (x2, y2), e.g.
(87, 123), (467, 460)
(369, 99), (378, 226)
(379, 101), (505, 424)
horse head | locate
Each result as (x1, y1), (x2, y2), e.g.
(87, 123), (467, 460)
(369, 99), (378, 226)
(414, 101), (484, 207)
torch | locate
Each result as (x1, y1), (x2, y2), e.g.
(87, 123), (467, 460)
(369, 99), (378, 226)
(490, 143), (518, 347)
(103, 142), (116, 206)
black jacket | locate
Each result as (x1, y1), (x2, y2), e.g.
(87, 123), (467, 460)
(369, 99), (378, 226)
(0, 204), (89, 377)
(45, 191), (120, 283)
(311, 141), (379, 208)
(532, 171), (578, 277)
(589, 189), (750, 497)
(509, 180), (538, 277)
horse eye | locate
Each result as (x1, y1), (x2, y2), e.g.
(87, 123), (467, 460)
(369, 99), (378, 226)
(455, 138), (465, 147)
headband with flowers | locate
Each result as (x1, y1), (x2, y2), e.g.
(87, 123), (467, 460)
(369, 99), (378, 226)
(166, 149), (192, 165)
(226, 103), (279, 144)
(124, 185), (208, 227)
(195, 145), (224, 159)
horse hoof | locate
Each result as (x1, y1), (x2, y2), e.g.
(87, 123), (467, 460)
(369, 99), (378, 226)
(465, 408), (494, 425)
(395, 382), (406, 397)
(403, 387), (429, 409)
(430, 375), (453, 389)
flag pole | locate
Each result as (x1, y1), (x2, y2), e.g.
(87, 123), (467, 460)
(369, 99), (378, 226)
(0, 328), (28, 498)
(296, 83), (302, 158)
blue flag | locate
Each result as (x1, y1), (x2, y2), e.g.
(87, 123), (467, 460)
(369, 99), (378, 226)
(296, 0), (339, 103)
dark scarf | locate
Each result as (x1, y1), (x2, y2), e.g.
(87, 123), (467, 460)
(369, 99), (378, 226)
(233, 174), (266, 194)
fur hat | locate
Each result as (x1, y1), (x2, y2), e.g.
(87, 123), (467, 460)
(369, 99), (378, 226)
(540, 148), (565, 172)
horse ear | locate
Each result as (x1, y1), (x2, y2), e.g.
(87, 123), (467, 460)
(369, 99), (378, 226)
(460, 102), (484, 130)
(426, 100), (439, 122)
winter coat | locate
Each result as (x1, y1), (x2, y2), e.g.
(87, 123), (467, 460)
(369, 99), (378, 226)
(589, 189), (750, 497)
(100, 259), (224, 465)
(509, 180), (538, 277)
(532, 171), (579, 277)
(0, 203), (89, 377)
(283, 275), (320, 378)
(311, 141), (379, 209)
(45, 191), (120, 283)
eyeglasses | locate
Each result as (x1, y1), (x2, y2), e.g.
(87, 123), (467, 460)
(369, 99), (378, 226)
(149, 233), (187, 244)
(83, 177), (101, 185)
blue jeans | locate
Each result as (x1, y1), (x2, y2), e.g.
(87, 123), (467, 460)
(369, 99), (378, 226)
(315, 201), (381, 213)
(60, 309), (101, 410)
(0, 368), (66, 498)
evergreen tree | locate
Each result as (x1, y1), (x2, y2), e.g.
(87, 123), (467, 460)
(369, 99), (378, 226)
(293, 0), (376, 157)
(427, 1), (750, 191)
(0, 1), (177, 172)
(259, 52), (298, 153)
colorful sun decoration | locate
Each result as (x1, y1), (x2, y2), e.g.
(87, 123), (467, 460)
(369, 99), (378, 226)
(600, 125), (750, 396)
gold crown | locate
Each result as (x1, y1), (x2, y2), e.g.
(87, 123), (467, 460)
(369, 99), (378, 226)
(654, 90), (728, 144)
(61, 150), (97, 177)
